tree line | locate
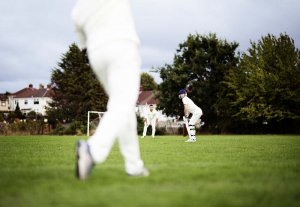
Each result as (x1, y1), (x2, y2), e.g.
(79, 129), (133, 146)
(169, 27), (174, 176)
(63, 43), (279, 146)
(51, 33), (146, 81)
(47, 32), (300, 134)
(157, 33), (300, 133)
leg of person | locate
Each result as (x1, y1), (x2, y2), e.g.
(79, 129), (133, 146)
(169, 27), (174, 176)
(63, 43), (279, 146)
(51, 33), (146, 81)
(75, 45), (121, 180)
(76, 139), (95, 180)
(75, 48), (113, 180)
(84, 45), (126, 164)
(151, 122), (156, 138)
(77, 41), (145, 179)
(188, 124), (196, 142)
(183, 116), (192, 142)
(188, 113), (202, 142)
(142, 123), (148, 138)
(89, 41), (147, 176)
(107, 42), (147, 175)
(118, 112), (148, 176)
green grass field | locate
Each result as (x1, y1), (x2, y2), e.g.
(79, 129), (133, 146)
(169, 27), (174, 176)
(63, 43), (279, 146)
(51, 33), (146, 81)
(0, 135), (299, 207)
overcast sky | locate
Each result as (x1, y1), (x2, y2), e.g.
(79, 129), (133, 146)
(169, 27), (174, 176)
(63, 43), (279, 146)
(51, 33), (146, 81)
(0, 0), (299, 93)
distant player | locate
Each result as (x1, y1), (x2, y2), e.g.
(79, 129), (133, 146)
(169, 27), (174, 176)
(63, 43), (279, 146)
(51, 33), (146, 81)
(142, 104), (158, 138)
(72, 0), (149, 180)
(178, 89), (203, 142)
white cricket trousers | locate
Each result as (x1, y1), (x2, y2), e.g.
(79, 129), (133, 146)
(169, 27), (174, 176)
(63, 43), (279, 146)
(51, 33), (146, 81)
(188, 110), (203, 138)
(87, 41), (145, 175)
(142, 120), (156, 137)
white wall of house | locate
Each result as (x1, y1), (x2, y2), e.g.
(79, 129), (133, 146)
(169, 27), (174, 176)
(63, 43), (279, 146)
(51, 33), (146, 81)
(0, 99), (9, 111)
(9, 97), (52, 115)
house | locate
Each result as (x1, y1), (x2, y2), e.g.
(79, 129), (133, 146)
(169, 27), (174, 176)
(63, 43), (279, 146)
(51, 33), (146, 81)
(8, 84), (53, 116)
(0, 93), (10, 112)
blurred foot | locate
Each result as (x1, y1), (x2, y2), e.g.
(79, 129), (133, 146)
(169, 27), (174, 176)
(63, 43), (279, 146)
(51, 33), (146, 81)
(185, 138), (196, 143)
(127, 167), (150, 177)
(76, 140), (95, 180)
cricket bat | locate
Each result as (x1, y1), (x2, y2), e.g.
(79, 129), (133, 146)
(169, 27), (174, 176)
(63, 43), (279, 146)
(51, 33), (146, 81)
(183, 116), (192, 140)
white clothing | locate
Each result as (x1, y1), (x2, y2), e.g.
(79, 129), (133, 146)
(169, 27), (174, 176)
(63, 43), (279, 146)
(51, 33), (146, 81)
(182, 96), (202, 115)
(72, 0), (139, 50)
(142, 109), (158, 137)
(182, 96), (202, 125)
(142, 123), (156, 137)
(72, 0), (145, 175)
(182, 96), (203, 140)
(144, 109), (158, 123)
(189, 112), (202, 126)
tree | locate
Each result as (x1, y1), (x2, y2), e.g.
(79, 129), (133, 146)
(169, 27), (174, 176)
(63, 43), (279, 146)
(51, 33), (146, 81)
(49, 44), (108, 124)
(26, 110), (41, 121)
(157, 33), (239, 132)
(226, 33), (300, 132)
(14, 103), (24, 119)
(140, 72), (157, 90)
(0, 112), (4, 122)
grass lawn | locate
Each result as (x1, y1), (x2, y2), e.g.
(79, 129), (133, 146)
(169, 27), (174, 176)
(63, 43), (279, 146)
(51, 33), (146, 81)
(0, 135), (299, 207)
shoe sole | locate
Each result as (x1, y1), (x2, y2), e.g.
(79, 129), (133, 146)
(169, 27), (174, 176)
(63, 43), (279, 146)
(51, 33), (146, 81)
(127, 168), (150, 177)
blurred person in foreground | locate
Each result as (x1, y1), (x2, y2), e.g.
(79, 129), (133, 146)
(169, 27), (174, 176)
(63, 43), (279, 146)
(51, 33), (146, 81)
(72, 0), (149, 180)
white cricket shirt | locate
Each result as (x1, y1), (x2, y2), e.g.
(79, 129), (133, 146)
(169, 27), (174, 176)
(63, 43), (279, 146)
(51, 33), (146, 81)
(146, 110), (158, 122)
(182, 96), (202, 114)
(72, 0), (140, 50)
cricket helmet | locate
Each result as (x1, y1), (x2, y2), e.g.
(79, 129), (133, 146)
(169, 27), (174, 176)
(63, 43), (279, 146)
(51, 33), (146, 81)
(178, 89), (187, 99)
(178, 89), (187, 95)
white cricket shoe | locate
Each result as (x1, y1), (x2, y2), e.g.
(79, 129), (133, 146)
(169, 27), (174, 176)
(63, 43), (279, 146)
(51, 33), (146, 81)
(141, 136), (145, 138)
(76, 140), (95, 180)
(127, 167), (150, 177)
(185, 138), (196, 143)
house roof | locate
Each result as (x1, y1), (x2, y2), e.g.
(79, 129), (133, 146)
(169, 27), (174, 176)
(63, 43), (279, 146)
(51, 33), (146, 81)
(9, 85), (156, 104)
(11, 84), (53, 99)
(137, 90), (158, 105)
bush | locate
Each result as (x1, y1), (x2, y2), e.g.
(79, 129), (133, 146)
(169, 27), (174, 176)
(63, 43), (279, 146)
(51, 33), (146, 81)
(51, 123), (65, 135)
(50, 121), (86, 135)
(155, 127), (167, 135)
(0, 113), (4, 122)
(0, 122), (8, 135)
(0, 120), (45, 135)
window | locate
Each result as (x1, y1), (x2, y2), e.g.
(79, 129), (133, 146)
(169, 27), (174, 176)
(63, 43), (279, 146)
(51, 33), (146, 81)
(24, 100), (28, 105)
(34, 99), (39, 105)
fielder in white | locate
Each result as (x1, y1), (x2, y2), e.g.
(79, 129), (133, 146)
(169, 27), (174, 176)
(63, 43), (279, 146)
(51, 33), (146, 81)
(72, 0), (149, 180)
(142, 104), (158, 138)
(178, 89), (203, 142)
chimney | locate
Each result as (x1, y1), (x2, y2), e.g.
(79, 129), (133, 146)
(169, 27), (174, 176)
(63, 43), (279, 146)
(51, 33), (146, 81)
(29, 84), (33, 88)
(39, 84), (44, 89)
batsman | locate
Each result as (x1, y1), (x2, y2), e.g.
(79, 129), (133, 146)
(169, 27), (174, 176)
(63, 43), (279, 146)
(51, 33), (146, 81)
(178, 89), (203, 142)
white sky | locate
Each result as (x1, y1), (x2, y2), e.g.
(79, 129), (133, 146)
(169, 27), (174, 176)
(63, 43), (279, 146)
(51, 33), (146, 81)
(0, 0), (299, 93)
